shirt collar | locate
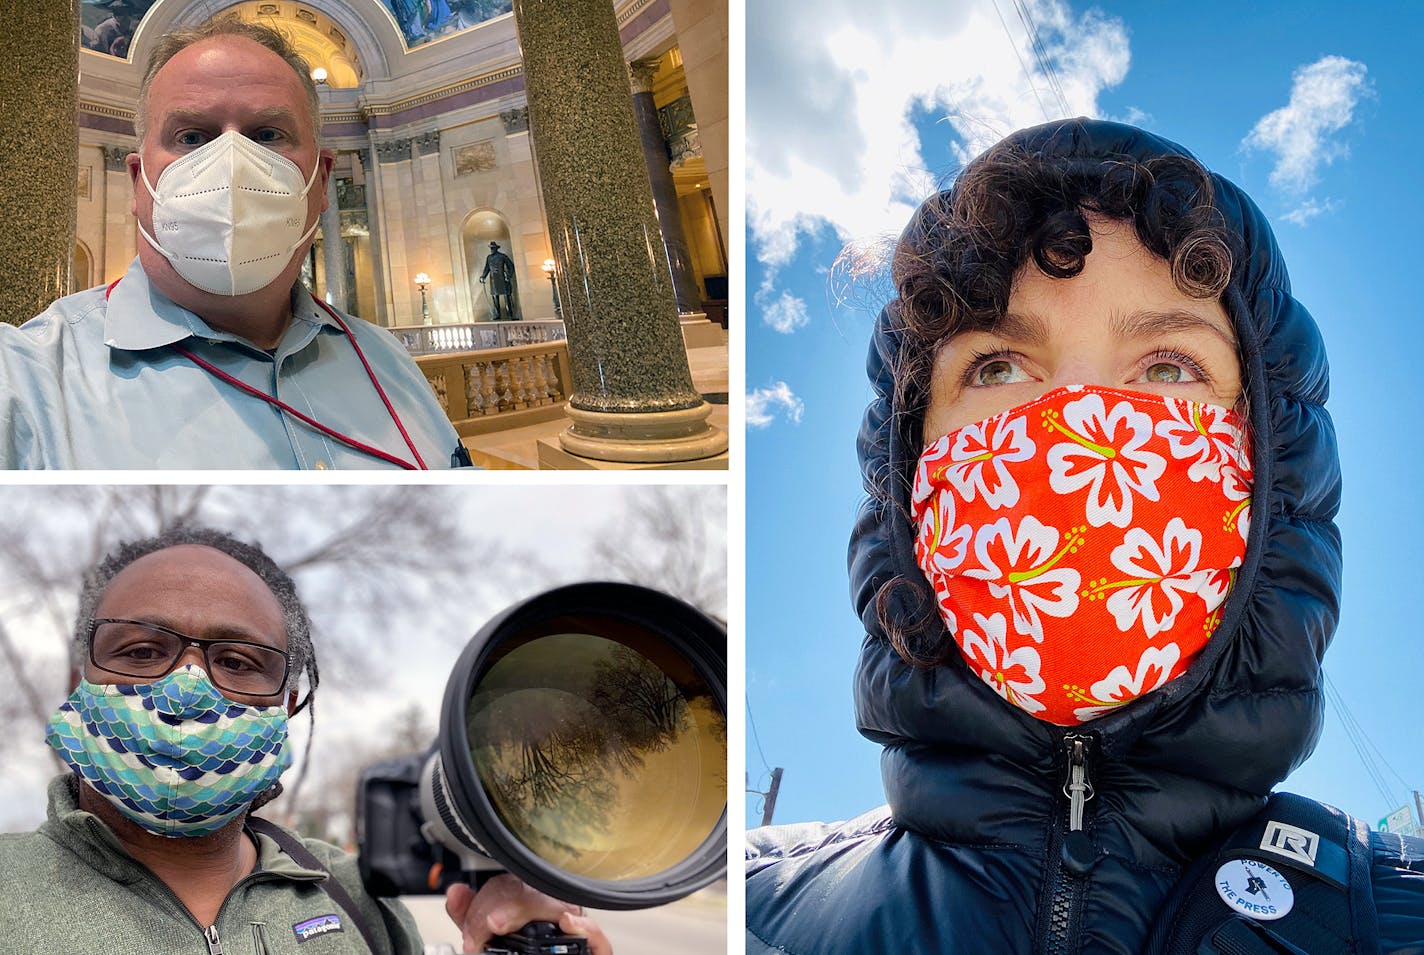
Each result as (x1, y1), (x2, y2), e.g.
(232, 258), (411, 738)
(102, 259), (345, 352)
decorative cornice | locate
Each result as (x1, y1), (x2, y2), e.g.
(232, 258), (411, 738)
(617, 0), (659, 27)
(78, 100), (136, 122)
(322, 110), (367, 125)
(363, 66), (521, 117)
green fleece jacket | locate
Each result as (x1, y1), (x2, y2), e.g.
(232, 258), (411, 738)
(0, 776), (424, 954)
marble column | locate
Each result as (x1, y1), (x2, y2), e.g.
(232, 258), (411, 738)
(512, 0), (726, 465)
(2, 4), (78, 326)
(319, 165), (349, 312)
(629, 59), (702, 316)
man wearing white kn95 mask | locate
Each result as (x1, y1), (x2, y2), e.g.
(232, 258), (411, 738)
(0, 17), (471, 469)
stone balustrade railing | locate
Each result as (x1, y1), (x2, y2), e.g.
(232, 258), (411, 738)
(414, 341), (573, 436)
(390, 320), (567, 355)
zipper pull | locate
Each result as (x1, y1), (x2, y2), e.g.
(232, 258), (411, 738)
(205, 924), (224, 955)
(1063, 734), (1094, 832)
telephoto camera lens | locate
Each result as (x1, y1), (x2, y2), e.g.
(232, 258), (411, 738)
(358, 582), (727, 913)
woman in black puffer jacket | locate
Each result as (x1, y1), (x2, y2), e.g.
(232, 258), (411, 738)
(746, 118), (1424, 954)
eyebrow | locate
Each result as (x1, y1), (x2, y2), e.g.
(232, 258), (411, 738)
(160, 107), (300, 130)
(990, 308), (1236, 346)
(116, 614), (285, 649)
(1109, 307), (1237, 346)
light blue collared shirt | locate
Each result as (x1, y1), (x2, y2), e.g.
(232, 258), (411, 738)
(0, 259), (466, 469)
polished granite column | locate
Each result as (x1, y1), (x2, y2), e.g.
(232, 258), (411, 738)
(319, 166), (349, 313)
(512, 0), (726, 465)
(629, 58), (702, 316)
(2, 3), (78, 326)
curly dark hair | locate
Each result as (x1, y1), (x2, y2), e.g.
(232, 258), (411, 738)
(877, 137), (1243, 667)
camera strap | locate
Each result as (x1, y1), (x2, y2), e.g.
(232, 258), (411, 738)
(247, 816), (386, 954)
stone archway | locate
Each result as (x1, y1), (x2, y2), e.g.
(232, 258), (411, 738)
(73, 240), (94, 292)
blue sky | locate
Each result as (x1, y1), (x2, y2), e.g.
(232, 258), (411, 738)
(745, 0), (1424, 831)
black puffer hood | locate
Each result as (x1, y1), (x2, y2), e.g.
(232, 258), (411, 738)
(849, 118), (1342, 865)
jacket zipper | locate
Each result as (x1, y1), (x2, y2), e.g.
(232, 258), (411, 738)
(1042, 733), (1095, 955)
(204, 923), (224, 955)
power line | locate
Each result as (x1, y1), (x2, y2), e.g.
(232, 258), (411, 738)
(989, 0), (1052, 122)
(1009, 0), (1073, 117)
(746, 693), (772, 774)
(1323, 670), (1412, 812)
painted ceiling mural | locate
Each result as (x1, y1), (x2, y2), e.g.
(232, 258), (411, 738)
(80, 0), (513, 60)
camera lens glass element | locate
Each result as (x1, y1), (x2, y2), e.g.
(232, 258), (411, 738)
(463, 613), (726, 881)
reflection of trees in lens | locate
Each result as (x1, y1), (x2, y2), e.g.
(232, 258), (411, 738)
(591, 644), (689, 762)
(468, 633), (725, 880)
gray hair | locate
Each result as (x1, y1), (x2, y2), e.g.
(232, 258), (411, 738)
(135, 15), (322, 147)
(71, 526), (318, 703)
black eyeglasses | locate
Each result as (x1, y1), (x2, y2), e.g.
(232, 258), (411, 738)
(88, 618), (291, 699)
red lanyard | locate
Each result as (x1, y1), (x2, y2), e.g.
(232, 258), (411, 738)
(106, 281), (429, 470)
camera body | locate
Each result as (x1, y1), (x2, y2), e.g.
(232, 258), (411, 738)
(357, 750), (477, 896)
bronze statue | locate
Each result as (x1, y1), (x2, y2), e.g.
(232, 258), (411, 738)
(479, 242), (519, 321)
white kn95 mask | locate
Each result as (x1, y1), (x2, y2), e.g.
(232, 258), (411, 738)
(137, 130), (322, 296)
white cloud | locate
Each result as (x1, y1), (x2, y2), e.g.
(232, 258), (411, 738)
(1243, 55), (1371, 193)
(747, 0), (1131, 295)
(1281, 197), (1340, 227)
(747, 382), (805, 429)
(758, 287), (811, 334)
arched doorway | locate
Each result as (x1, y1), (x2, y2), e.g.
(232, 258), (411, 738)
(73, 241), (93, 293)
(461, 208), (517, 322)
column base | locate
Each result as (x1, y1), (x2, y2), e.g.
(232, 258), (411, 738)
(555, 403), (728, 464)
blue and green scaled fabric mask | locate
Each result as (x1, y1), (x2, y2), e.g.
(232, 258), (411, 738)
(46, 664), (291, 838)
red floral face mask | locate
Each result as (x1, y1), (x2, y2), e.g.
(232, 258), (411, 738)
(912, 385), (1252, 725)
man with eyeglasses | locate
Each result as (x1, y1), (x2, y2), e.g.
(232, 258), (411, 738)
(0, 526), (611, 954)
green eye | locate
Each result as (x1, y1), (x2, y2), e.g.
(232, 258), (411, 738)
(976, 359), (1020, 386)
(1144, 362), (1184, 383)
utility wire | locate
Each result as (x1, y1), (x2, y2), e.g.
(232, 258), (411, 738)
(1324, 670), (1411, 812)
(746, 693), (772, 775)
(989, 0), (1052, 122)
(1010, 0), (1073, 117)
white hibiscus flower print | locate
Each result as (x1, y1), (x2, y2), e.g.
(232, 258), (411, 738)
(1219, 463), (1252, 545)
(915, 488), (972, 575)
(1155, 398), (1248, 483)
(1085, 518), (1213, 637)
(963, 516), (1083, 640)
(1069, 642), (1182, 722)
(912, 434), (953, 508)
(1046, 393), (1167, 528)
(927, 574), (959, 636)
(958, 612), (1046, 715)
(944, 412), (1036, 509)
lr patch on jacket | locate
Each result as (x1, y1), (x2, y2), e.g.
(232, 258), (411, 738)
(1214, 858), (1293, 920)
(293, 913), (344, 942)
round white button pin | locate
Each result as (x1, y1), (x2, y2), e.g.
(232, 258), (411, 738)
(1214, 857), (1294, 921)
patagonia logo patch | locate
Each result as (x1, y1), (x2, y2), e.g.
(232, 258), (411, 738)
(293, 914), (343, 942)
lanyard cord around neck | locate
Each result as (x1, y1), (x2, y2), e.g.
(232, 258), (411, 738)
(106, 281), (429, 470)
